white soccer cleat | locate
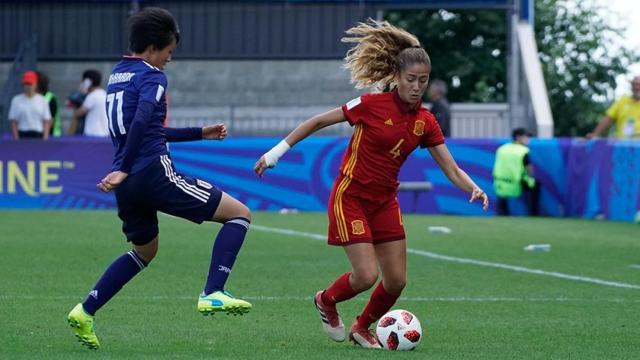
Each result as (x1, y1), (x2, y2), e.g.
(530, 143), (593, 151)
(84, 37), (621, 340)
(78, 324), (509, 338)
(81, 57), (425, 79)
(349, 320), (382, 349)
(313, 290), (346, 342)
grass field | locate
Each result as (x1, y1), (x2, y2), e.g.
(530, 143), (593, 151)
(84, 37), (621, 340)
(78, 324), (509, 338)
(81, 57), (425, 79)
(1, 211), (639, 359)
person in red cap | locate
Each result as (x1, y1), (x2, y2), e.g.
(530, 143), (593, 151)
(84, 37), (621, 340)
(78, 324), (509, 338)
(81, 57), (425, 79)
(8, 70), (52, 139)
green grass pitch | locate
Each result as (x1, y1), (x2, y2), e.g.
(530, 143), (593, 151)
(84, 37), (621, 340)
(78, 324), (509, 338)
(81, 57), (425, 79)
(1, 211), (639, 359)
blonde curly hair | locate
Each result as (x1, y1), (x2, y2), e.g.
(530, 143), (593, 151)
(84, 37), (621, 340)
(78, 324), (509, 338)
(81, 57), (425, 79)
(342, 19), (430, 91)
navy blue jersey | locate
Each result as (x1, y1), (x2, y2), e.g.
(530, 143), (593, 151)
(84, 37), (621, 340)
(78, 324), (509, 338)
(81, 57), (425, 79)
(106, 56), (169, 174)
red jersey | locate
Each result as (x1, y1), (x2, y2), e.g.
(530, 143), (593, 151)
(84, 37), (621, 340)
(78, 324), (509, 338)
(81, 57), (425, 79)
(339, 90), (445, 194)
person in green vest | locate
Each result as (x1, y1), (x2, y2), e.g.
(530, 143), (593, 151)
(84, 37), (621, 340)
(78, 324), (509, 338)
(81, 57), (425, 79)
(36, 71), (62, 137)
(493, 127), (539, 216)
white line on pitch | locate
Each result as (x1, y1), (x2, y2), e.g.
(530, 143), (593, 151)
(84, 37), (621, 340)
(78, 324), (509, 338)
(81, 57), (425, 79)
(251, 224), (640, 290)
(1, 295), (639, 303)
(630, 265), (640, 269)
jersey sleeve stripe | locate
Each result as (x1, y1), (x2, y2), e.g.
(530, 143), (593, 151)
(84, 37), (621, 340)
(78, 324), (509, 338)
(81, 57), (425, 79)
(155, 85), (165, 102)
(346, 96), (362, 110)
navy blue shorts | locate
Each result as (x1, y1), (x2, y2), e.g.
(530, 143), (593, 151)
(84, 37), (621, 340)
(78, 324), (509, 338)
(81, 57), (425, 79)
(115, 155), (223, 245)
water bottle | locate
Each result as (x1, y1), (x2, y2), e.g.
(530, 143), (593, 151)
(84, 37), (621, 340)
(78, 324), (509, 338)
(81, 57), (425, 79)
(623, 118), (635, 138)
(523, 244), (551, 252)
(428, 226), (452, 234)
(278, 208), (299, 214)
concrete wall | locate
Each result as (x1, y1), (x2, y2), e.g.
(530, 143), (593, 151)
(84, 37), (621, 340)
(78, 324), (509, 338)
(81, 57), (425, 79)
(1, 59), (360, 106)
(1, 60), (511, 137)
(0, 59), (362, 132)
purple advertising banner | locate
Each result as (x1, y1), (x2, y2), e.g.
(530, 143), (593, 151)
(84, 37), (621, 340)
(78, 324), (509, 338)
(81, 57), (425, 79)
(0, 138), (114, 209)
(0, 137), (638, 222)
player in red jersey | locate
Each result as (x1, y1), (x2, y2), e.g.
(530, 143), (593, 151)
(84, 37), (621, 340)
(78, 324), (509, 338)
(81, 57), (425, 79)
(254, 20), (488, 349)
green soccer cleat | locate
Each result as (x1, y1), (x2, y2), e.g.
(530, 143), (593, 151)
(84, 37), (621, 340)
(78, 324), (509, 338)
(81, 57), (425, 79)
(197, 291), (252, 316)
(67, 303), (100, 350)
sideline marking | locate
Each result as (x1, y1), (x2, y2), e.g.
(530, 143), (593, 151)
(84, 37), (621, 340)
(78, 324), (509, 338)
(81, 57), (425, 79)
(1, 295), (638, 303)
(252, 224), (640, 290)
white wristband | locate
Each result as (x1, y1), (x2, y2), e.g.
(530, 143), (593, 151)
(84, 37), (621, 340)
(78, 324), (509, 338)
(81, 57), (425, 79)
(263, 140), (291, 167)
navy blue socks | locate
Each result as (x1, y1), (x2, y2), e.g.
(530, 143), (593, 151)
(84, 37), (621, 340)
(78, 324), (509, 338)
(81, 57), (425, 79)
(82, 250), (147, 315)
(204, 217), (250, 295)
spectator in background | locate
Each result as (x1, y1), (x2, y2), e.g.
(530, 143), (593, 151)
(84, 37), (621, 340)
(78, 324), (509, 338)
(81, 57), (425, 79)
(8, 71), (52, 140)
(587, 75), (640, 139)
(65, 91), (86, 134)
(427, 79), (451, 137)
(68, 69), (109, 137)
(35, 71), (61, 138)
(493, 127), (539, 216)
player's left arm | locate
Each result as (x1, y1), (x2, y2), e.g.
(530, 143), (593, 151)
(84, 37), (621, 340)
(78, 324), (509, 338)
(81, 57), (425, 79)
(164, 123), (227, 142)
(427, 144), (489, 210)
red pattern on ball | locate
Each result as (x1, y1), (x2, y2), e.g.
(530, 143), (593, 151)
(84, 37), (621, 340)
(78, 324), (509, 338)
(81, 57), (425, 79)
(387, 331), (399, 350)
(379, 316), (397, 328)
(401, 311), (414, 324)
(403, 329), (421, 343)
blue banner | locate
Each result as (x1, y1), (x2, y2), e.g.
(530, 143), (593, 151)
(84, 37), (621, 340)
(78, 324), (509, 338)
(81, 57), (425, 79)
(1, 137), (638, 222)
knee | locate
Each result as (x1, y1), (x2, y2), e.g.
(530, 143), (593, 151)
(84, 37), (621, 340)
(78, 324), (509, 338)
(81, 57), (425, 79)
(134, 236), (159, 264)
(239, 205), (251, 222)
(384, 277), (406, 294)
(351, 269), (379, 291)
(229, 203), (251, 223)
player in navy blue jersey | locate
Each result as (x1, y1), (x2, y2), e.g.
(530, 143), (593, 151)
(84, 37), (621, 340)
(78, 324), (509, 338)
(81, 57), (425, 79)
(67, 7), (252, 350)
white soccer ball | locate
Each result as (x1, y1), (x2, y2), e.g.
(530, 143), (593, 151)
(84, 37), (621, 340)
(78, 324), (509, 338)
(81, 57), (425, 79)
(376, 309), (423, 351)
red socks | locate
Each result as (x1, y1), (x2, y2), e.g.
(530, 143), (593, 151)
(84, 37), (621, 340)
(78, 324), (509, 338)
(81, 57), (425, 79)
(321, 272), (359, 306)
(356, 281), (400, 329)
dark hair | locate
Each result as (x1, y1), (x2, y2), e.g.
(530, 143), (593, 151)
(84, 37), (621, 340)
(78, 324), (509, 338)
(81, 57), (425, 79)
(35, 71), (49, 94)
(128, 7), (180, 53)
(512, 127), (531, 140)
(429, 79), (448, 96)
(82, 69), (102, 88)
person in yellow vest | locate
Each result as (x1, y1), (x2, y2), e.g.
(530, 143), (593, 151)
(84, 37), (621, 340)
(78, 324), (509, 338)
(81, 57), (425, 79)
(36, 71), (62, 137)
(493, 128), (539, 216)
(587, 75), (640, 139)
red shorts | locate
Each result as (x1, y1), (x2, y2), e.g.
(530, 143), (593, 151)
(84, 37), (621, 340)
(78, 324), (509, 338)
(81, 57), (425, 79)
(327, 176), (405, 246)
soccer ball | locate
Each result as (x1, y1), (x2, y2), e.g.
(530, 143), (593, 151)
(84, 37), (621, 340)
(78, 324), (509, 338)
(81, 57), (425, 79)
(376, 309), (423, 351)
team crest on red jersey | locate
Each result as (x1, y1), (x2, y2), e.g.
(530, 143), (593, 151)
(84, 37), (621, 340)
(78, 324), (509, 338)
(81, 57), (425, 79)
(413, 120), (425, 136)
(351, 220), (365, 235)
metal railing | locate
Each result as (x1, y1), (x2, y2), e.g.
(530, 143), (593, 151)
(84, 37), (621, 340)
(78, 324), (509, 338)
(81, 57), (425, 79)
(167, 103), (511, 137)
(0, 35), (38, 134)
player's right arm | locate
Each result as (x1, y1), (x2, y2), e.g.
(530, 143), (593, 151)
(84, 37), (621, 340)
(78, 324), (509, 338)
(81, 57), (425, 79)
(588, 98), (620, 139)
(586, 115), (614, 139)
(254, 107), (345, 176)
(285, 107), (345, 147)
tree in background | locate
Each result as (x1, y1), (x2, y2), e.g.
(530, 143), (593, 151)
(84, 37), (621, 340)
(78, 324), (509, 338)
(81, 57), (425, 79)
(386, 0), (639, 136)
(385, 9), (507, 103)
(534, 0), (638, 136)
